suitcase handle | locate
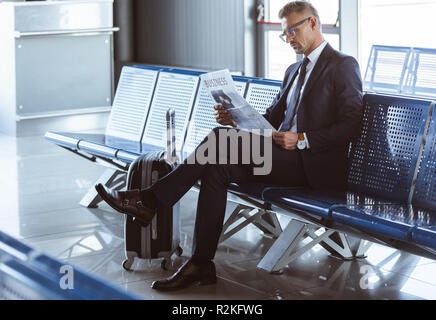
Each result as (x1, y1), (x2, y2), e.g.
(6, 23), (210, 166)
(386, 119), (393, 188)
(166, 108), (177, 164)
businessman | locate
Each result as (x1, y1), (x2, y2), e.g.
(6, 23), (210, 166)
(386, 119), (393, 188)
(96, 1), (363, 291)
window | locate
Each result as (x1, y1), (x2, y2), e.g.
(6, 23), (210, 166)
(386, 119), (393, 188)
(262, 0), (340, 80)
(267, 0), (339, 25)
(359, 0), (436, 72)
(266, 30), (297, 81)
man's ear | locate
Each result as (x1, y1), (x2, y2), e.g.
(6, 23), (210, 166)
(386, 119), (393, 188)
(310, 17), (317, 30)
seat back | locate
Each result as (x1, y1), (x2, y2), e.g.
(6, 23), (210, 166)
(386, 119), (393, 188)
(141, 69), (201, 152)
(412, 102), (436, 210)
(105, 66), (160, 153)
(0, 230), (136, 300)
(347, 94), (432, 203)
(363, 45), (412, 94)
(183, 76), (248, 154)
(403, 48), (436, 98)
(245, 79), (282, 114)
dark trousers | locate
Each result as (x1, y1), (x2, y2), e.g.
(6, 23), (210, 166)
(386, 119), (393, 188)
(149, 127), (308, 264)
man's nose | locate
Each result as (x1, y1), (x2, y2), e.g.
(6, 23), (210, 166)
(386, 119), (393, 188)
(286, 33), (295, 42)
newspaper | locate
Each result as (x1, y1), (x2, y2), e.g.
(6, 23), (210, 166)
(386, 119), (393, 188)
(200, 69), (276, 133)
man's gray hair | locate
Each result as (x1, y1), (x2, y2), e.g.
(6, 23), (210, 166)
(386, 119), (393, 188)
(279, 1), (322, 27)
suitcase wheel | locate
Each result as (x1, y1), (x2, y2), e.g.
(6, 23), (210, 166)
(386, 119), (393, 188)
(122, 259), (134, 271)
(175, 246), (183, 257)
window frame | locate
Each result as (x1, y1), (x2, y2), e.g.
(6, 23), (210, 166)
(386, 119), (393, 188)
(257, 0), (358, 79)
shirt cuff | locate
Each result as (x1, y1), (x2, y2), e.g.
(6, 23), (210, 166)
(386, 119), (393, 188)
(303, 132), (310, 149)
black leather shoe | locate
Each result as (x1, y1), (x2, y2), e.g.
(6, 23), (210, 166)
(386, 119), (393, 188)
(151, 260), (216, 291)
(95, 183), (156, 225)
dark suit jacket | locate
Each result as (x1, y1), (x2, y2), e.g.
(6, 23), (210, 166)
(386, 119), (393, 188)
(264, 43), (363, 189)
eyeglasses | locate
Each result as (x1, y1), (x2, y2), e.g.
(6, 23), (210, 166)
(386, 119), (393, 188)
(279, 17), (311, 42)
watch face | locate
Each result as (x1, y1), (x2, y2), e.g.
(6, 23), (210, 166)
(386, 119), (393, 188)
(297, 140), (306, 150)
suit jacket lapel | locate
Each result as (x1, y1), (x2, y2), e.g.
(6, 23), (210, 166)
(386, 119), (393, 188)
(300, 43), (334, 102)
(280, 60), (303, 101)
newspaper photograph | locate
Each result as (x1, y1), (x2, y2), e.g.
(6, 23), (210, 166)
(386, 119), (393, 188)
(200, 69), (276, 133)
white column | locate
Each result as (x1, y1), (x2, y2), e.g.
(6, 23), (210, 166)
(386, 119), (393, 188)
(339, 0), (359, 60)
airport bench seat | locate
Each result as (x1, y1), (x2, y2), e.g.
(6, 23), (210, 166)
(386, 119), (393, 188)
(44, 131), (165, 164)
(228, 182), (284, 200)
(0, 231), (136, 300)
(332, 205), (435, 248)
(262, 187), (435, 248)
(255, 93), (436, 272)
(363, 45), (412, 94)
(45, 65), (284, 243)
(261, 187), (357, 219)
(364, 45), (436, 99)
(45, 65), (436, 275)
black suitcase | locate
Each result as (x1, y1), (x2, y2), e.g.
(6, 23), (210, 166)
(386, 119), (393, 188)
(122, 109), (182, 271)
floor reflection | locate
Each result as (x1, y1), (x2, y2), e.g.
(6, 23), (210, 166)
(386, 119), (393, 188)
(0, 133), (435, 300)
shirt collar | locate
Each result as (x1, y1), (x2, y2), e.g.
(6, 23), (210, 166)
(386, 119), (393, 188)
(306, 40), (328, 66)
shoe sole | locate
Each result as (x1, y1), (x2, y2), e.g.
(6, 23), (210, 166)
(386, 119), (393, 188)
(152, 277), (217, 292)
(95, 184), (151, 226)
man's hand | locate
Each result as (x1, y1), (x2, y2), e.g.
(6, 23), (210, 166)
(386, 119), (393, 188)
(214, 104), (237, 128)
(272, 132), (298, 150)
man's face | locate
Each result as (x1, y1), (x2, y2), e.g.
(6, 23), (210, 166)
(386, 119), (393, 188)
(282, 11), (315, 55)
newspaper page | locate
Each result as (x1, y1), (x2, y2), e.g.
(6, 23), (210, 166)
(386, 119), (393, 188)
(200, 69), (276, 133)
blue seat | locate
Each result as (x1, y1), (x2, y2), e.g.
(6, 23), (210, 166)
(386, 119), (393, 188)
(45, 131), (144, 166)
(330, 97), (436, 250)
(262, 187), (347, 219)
(244, 79), (282, 114)
(105, 65), (164, 153)
(331, 205), (416, 243)
(408, 105), (436, 248)
(44, 131), (81, 150)
(0, 231), (136, 300)
(31, 254), (137, 300)
(0, 230), (34, 261)
(0, 258), (81, 300)
(413, 110), (436, 210)
(261, 190), (433, 243)
(228, 183), (284, 200)
(329, 203), (435, 250)
(363, 45), (412, 94)
(45, 132), (122, 162)
(45, 65), (162, 156)
(346, 94), (431, 201)
(413, 226), (436, 249)
(263, 94), (432, 214)
(262, 94), (435, 253)
(403, 47), (436, 98)
(116, 149), (142, 164)
(45, 66), (199, 163)
(258, 102), (435, 271)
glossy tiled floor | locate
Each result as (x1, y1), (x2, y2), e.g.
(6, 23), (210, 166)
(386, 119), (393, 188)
(0, 131), (435, 300)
